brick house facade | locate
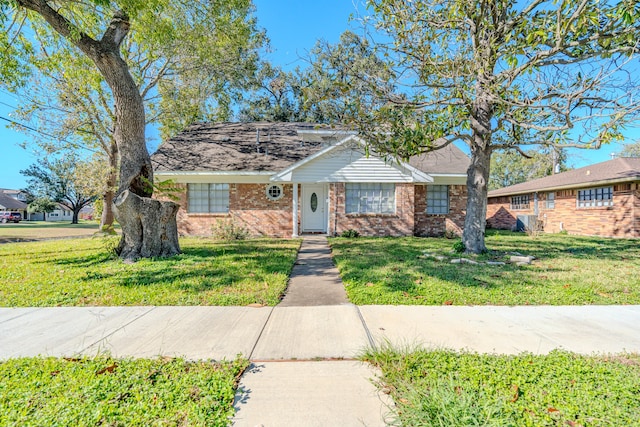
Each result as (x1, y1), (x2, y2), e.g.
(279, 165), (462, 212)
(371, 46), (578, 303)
(170, 182), (468, 238)
(486, 158), (640, 239)
(152, 123), (470, 238)
(415, 184), (467, 237)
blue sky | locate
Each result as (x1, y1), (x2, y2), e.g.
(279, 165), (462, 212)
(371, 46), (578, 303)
(0, 0), (637, 190)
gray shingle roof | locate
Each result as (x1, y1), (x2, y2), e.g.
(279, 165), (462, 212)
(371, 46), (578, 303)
(151, 122), (471, 175)
(152, 122), (336, 172)
(488, 157), (640, 197)
(408, 144), (470, 175)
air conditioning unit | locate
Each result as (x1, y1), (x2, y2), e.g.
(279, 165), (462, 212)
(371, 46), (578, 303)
(516, 215), (541, 232)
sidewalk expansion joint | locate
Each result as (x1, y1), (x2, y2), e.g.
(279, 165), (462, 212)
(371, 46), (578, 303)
(247, 306), (275, 360)
(355, 306), (377, 351)
(78, 306), (158, 354)
(0, 307), (43, 325)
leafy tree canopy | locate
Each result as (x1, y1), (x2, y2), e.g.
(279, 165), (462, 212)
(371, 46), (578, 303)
(239, 62), (309, 122)
(27, 197), (57, 214)
(2, 0), (263, 230)
(619, 140), (640, 157)
(489, 147), (569, 190)
(239, 31), (393, 124)
(21, 154), (103, 223)
(317, 0), (640, 252)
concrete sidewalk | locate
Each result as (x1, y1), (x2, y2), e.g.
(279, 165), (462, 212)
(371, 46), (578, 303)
(3, 305), (640, 360)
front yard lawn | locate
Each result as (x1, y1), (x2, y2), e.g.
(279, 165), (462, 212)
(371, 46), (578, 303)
(0, 356), (247, 426)
(364, 348), (640, 427)
(330, 232), (640, 305)
(0, 237), (300, 306)
(0, 220), (103, 242)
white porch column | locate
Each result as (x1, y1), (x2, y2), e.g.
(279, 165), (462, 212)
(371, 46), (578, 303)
(292, 182), (299, 237)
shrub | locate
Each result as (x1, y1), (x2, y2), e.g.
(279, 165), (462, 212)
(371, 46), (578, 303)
(340, 229), (360, 238)
(93, 233), (120, 258)
(443, 228), (459, 239)
(93, 198), (103, 222)
(525, 220), (544, 238)
(100, 224), (117, 235)
(452, 240), (466, 253)
(211, 219), (250, 240)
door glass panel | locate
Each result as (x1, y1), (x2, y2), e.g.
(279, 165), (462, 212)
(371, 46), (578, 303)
(310, 192), (318, 212)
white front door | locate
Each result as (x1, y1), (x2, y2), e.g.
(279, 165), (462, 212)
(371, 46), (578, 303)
(302, 184), (327, 232)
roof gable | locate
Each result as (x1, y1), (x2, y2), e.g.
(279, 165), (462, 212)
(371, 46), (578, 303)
(271, 136), (433, 183)
(488, 157), (640, 197)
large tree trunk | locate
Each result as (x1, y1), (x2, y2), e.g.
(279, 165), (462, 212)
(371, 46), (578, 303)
(462, 145), (491, 253)
(71, 206), (80, 224)
(114, 190), (180, 260)
(91, 21), (180, 261)
(18, 3), (181, 261)
(463, 86), (493, 254)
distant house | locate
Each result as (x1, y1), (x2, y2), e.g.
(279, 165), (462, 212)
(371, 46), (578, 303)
(0, 189), (28, 218)
(79, 204), (95, 220)
(486, 157), (640, 238)
(0, 188), (29, 203)
(45, 204), (74, 222)
(151, 122), (470, 238)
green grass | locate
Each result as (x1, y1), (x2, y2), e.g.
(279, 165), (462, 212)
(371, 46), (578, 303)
(329, 232), (640, 305)
(0, 220), (99, 230)
(0, 356), (247, 426)
(0, 237), (300, 306)
(364, 347), (640, 427)
(0, 220), (105, 242)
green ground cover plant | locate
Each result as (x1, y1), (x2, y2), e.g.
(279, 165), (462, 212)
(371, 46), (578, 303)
(329, 232), (640, 305)
(363, 348), (640, 427)
(0, 237), (300, 306)
(0, 356), (247, 426)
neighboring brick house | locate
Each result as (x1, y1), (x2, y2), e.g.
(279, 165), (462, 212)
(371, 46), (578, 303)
(486, 157), (640, 238)
(151, 122), (470, 238)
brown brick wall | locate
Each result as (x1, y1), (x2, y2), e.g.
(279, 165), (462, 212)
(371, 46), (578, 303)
(635, 187), (640, 237)
(486, 195), (521, 230)
(167, 182), (471, 238)
(414, 185), (467, 237)
(486, 183), (640, 238)
(329, 183), (415, 236)
(169, 183), (294, 238)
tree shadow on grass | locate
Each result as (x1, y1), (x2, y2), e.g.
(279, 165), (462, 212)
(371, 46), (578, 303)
(330, 236), (634, 304)
(485, 231), (640, 261)
(85, 265), (247, 294)
(339, 255), (567, 294)
(71, 240), (298, 295)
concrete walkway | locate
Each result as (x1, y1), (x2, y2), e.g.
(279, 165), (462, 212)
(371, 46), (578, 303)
(2, 236), (640, 426)
(278, 235), (349, 306)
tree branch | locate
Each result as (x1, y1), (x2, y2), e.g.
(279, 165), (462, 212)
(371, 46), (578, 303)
(15, 0), (100, 57)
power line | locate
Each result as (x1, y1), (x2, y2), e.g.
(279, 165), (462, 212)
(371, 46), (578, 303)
(0, 100), (19, 110)
(0, 115), (100, 155)
(0, 114), (57, 139)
